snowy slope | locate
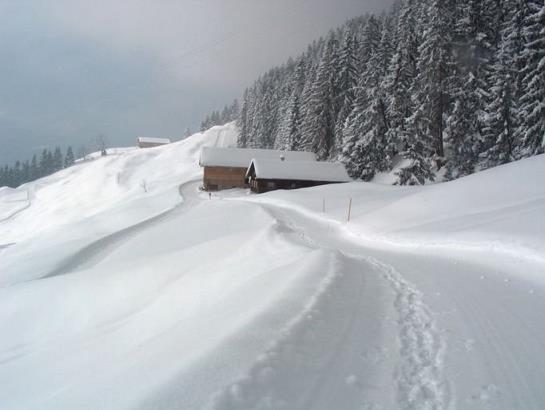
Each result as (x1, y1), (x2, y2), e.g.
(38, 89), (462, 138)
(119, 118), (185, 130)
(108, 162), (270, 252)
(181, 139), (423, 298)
(1, 126), (544, 410)
(252, 154), (545, 262)
(0, 124), (237, 284)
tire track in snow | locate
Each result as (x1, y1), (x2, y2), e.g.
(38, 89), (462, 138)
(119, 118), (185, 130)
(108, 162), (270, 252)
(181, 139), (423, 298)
(209, 251), (375, 410)
(235, 198), (451, 410)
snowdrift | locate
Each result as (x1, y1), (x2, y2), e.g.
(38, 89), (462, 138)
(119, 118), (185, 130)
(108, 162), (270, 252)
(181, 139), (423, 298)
(256, 154), (545, 263)
(0, 124), (237, 284)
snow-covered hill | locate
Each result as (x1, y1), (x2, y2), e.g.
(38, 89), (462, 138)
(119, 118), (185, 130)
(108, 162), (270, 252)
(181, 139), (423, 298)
(1, 124), (544, 409)
(0, 124), (237, 284)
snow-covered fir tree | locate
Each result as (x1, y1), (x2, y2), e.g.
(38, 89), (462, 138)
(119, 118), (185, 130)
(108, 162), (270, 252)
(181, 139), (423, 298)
(223, 0), (544, 185)
(300, 33), (338, 159)
(518, 0), (545, 156)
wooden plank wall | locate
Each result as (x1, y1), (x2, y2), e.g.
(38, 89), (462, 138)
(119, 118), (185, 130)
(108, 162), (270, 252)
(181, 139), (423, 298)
(203, 166), (248, 190)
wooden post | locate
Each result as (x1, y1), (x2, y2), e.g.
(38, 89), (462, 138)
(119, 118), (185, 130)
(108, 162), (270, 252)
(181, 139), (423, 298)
(347, 198), (352, 222)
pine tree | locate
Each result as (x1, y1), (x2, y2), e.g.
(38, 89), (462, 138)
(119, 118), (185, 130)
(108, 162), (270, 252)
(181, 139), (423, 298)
(22, 160), (30, 184)
(445, 73), (482, 179)
(518, 0), (545, 156)
(276, 58), (307, 151)
(64, 146), (75, 168)
(39, 149), (50, 176)
(332, 27), (359, 155)
(481, 1), (524, 168)
(300, 33), (337, 159)
(396, 105), (435, 185)
(0, 166), (7, 187)
(383, 0), (421, 155)
(30, 154), (39, 180)
(344, 87), (391, 181)
(457, 0), (503, 160)
(13, 161), (22, 187)
(339, 85), (364, 178)
(53, 147), (63, 171)
(237, 89), (251, 147)
(340, 14), (392, 180)
(410, 0), (456, 163)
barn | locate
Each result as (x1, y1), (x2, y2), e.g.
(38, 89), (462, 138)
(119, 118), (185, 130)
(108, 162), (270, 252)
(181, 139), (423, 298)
(245, 158), (351, 193)
(137, 137), (171, 149)
(199, 147), (316, 191)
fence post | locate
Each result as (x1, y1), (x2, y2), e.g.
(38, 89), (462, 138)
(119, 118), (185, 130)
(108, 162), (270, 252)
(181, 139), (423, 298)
(347, 198), (352, 222)
(322, 197), (326, 213)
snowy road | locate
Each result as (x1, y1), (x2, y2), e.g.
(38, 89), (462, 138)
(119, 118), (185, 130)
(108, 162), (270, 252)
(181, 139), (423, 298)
(225, 195), (545, 410)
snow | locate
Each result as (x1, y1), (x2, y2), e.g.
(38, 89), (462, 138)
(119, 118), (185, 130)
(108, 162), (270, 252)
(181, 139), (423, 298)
(137, 137), (171, 144)
(1, 125), (545, 409)
(0, 123), (237, 283)
(199, 147), (316, 168)
(247, 158), (351, 182)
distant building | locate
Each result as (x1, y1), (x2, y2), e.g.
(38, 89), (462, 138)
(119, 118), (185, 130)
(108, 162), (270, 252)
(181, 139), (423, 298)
(137, 137), (171, 148)
(245, 158), (351, 194)
(199, 147), (316, 191)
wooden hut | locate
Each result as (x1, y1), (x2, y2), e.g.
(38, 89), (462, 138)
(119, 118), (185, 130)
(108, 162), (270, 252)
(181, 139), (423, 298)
(245, 158), (351, 193)
(137, 137), (171, 148)
(199, 147), (316, 191)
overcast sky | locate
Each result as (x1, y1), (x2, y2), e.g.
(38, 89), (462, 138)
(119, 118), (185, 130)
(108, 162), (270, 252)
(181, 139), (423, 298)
(0, 0), (392, 165)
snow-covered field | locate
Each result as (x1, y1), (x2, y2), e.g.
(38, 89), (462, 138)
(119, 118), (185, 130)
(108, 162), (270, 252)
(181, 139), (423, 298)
(1, 124), (544, 409)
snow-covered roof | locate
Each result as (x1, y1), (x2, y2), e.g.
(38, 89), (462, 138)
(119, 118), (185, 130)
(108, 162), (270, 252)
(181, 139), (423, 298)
(137, 137), (171, 144)
(199, 147), (316, 168)
(246, 158), (351, 182)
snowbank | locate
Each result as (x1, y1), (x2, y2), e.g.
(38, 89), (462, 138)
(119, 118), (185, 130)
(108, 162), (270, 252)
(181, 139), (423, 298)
(253, 154), (545, 263)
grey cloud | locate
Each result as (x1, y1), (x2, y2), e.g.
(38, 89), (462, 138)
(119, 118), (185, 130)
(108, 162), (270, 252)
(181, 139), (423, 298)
(0, 0), (393, 165)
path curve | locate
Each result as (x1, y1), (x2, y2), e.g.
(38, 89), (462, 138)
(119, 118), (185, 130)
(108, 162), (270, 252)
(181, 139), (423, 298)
(0, 198), (31, 224)
(43, 179), (201, 279)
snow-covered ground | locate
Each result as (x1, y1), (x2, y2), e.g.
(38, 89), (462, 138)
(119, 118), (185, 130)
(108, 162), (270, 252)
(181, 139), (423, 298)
(1, 124), (544, 409)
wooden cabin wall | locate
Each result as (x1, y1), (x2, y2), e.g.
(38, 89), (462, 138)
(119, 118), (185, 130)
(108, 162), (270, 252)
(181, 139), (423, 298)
(250, 178), (341, 194)
(203, 166), (248, 190)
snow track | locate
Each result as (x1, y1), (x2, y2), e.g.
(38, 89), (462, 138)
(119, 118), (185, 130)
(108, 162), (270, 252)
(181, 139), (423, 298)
(212, 198), (451, 410)
(234, 192), (545, 409)
(377, 261), (449, 410)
